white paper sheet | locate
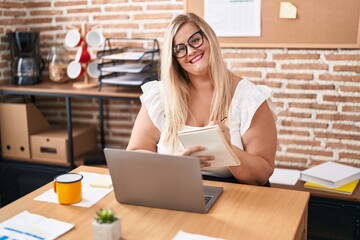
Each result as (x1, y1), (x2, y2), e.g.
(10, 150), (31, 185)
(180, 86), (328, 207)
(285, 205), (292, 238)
(0, 211), (74, 240)
(34, 172), (113, 208)
(269, 168), (300, 185)
(173, 230), (225, 240)
(204, 0), (261, 37)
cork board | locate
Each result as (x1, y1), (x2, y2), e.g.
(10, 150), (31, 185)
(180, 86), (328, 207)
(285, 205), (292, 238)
(185, 0), (360, 49)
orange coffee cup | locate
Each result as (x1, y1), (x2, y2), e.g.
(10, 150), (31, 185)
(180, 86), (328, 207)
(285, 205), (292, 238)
(53, 173), (83, 205)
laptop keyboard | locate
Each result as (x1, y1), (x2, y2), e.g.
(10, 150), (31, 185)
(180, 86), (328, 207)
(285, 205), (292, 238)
(204, 195), (213, 205)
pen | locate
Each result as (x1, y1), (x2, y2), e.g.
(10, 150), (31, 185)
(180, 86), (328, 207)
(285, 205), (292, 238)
(221, 117), (227, 123)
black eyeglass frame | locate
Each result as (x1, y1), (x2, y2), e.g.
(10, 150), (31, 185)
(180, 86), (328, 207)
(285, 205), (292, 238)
(172, 30), (204, 58)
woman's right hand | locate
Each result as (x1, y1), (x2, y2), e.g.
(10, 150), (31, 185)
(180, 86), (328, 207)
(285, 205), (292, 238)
(175, 145), (214, 168)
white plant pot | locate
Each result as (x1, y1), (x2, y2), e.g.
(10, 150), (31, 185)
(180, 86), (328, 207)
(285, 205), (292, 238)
(92, 218), (121, 240)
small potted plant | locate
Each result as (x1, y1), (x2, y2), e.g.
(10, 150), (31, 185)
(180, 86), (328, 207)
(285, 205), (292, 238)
(92, 208), (121, 240)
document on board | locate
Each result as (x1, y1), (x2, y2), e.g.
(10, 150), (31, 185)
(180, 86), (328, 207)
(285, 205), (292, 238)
(204, 0), (261, 37)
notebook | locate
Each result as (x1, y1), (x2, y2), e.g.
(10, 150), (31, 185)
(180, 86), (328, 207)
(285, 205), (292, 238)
(104, 148), (223, 213)
(177, 125), (240, 168)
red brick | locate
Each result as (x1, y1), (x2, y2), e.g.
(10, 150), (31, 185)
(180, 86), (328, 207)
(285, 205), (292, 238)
(144, 23), (169, 29)
(24, 2), (51, 8)
(326, 142), (360, 151)
(223, 52), (266, 59)
(281, 63), (328, 70)
(339, 86), (360, 92)
(0, 18), (26, 25)
(266, 73), (313, 80)
(132, 32), (165, 38)
(325, 54), (360, 61)
(233, 62), (276, 68)
(25, 18), (52, 24)
(93, 15), (129, 21)
(323, 95), (360, 103)
(287, 148), (333, 157)
(279, 129), (310, 136)
(92, 0), (127, 4)
(288, 102), (337, 111)
(67, 8), (101, 14)
(273, 54), (320, 60)
(146, 4), (183, 10)
(333, 65), (360, 73)
(273, 93), (316, 99)
(104, 6), (142, 12)
(319, 74), (360, 82)
(281, 120), (328, 129)
(133, 13), (172, 20)
(233, 71), (262, 78)
(316, 113), (360, 122)
(0, 2), (23, 8)
(278, 138), (321, 147)
(287, 83), (335, 90)
(314, 131), (360, 141)
(342, 105), (360, 112)
(3, 10), (26, 17)
(30, 10), (63, 16)
(54, 1), (87, 7)
(339, 152), (360, 161)
(333, 123), (360, 132)
(275, 155), (307, 164)
(55, 16), (89, 22)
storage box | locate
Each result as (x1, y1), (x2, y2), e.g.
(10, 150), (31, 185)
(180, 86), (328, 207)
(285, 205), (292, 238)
(0, 103), (51, 159)
(30, 125), (96, 164)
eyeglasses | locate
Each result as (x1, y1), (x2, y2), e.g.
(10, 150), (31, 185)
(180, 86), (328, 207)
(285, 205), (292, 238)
(173, 30), (204, 58)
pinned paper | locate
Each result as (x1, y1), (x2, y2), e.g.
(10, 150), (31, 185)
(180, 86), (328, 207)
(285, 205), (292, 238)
(279, 2), (297, 19)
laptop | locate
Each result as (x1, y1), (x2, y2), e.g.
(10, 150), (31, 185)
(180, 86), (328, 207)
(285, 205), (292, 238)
(104, 148), (223, 213)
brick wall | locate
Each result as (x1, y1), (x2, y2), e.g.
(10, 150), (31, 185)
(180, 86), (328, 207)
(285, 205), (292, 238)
(0, 0), (359, 168)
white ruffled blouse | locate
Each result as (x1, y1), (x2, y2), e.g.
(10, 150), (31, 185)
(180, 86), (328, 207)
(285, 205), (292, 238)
(140, 79), (276, 177)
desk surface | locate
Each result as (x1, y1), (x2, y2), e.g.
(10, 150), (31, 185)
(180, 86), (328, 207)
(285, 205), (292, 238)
(0, 81), (142, 99)
(0, 166), (309, 240)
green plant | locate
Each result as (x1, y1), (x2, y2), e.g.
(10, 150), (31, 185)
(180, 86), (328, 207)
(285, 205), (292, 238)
(95, 208), (118, 224)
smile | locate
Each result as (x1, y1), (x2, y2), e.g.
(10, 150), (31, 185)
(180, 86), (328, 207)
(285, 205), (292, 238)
(189, 53), (203, 63)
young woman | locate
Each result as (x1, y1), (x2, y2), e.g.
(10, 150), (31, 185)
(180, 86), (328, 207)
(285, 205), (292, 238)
(127, 13), (277, 186)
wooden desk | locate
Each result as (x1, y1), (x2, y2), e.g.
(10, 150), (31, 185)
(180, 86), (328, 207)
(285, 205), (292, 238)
(0, 81), (141, 168)
(0, 166), (310, 240)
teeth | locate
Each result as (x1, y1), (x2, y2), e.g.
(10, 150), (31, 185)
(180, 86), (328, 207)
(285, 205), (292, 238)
(190, 54), (202, 63)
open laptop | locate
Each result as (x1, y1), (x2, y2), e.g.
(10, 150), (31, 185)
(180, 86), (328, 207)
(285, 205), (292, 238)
(104, 148), (223, 213)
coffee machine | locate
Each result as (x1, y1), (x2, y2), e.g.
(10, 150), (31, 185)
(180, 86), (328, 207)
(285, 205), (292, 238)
(7, 32), (44, 85)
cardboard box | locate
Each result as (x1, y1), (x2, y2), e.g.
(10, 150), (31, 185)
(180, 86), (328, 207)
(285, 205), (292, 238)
(30, 125), (96, 164)
(0, 103), (51, 159)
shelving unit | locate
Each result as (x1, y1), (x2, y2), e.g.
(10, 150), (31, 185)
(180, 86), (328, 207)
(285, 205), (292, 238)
(97, 38), (160, 91)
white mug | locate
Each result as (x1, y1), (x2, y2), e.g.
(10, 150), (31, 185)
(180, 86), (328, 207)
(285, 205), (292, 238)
(65, 30), (82, 48)
(87, 61), (100, 78)
(85, 29), (104, 47)
(67, 61), (84, 79)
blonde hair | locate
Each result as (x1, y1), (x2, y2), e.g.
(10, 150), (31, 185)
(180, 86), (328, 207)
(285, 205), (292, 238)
(160, 13), (232, 151)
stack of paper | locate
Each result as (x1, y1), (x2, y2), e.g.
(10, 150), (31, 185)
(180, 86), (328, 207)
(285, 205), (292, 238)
(300, 162), (360, 195)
